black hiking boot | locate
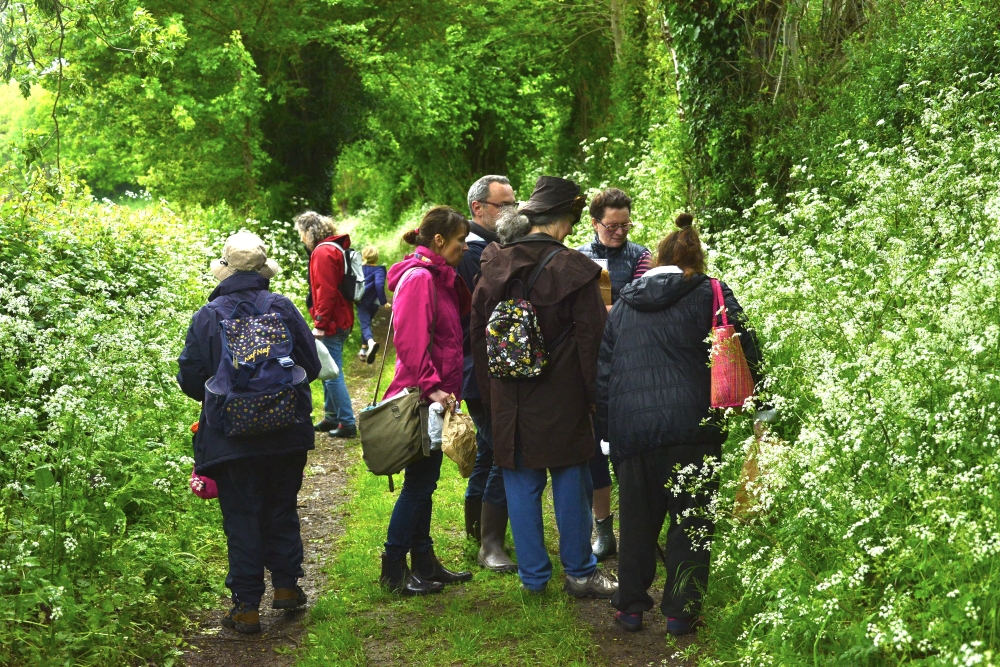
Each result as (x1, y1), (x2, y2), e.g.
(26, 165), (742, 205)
(379, 553), (444, 596)
(410, 548), (473, 584)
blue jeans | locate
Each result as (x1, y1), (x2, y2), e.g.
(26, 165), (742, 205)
(503, 454), (597, 591)
(463, 399), (506, 507)
(320, 331), (355, 426)
(384, 451), (443, 561)
(357, 302), (378, 343)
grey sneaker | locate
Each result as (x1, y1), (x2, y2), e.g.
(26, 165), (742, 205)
(564, 568), (618, 599)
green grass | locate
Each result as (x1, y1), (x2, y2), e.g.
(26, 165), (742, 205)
(298, 345), (606, 666)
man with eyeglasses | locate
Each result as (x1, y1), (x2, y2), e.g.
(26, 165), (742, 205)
(576, 187), (651, 562)
(456, 174), (518, 575)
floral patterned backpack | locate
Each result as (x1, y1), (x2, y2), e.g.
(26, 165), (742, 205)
(486, 249), (563, 379)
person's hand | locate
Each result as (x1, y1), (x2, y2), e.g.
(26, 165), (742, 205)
(587, 403), (596, 414)
(312, 327), (325, 338)
(429, 390), (457, 412)
(383, 302), (392, 311)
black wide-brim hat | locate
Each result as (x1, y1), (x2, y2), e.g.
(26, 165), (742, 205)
(519, 176), (587, 216)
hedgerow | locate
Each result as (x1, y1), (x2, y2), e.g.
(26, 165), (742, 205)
(699, 72), (1000, 666)
(0, 169), (226, 666)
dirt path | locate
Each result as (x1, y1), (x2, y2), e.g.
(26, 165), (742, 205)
(179, 431), (355, 667)
(179, 310), (701, 666)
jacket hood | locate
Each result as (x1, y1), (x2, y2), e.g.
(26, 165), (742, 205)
(387, 246), (454, 291)
(619, 271), (707, 312)
(479, 234), (600, 306)
(318, 233), (351, 250)
(387, 246), (471, 316)
(208, 271), (269, 301)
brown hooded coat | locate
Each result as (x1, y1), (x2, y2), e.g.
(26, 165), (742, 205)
(471, 234), (607, 470)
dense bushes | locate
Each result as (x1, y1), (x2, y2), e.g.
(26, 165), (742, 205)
(0, 169), (227, 665)
(701, 72), (1000, 666)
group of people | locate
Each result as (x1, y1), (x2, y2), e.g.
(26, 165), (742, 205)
(175, 173), (760, 638)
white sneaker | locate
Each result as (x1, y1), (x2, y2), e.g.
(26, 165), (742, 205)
(365, 339), (380, 365)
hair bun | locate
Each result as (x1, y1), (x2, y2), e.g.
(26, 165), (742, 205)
(675, 212), (694, 228)
(402, 228), (419, 245)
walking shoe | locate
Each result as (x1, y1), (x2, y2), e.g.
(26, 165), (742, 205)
(365, 338), (380, 364)
(314, 418), (339, 432)
(221, 603), (261, 634)
(592, 514), (617, 561)
(477, 502), (517, 573)
(379, 553), (444, 596)
(614, 610), (643, 632)
(329, 423), (357, 438)
(666, 616), (703, 636)
(411, 548), (473, 584)
(357, 346), (368, 361)
(272, 585), (307, 610)
(564, 568), (618, 599)
(520, 583), (546, 595)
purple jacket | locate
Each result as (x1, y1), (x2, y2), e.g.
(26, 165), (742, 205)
(384, 247), (471, 402)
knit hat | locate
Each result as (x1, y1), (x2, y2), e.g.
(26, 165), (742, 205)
(519, 176), (587, 217)
(210, 231), (281, 281)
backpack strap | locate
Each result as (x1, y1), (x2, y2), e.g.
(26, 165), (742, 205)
(526, 249), (562, 295)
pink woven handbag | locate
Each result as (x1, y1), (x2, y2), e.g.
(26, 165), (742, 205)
(709, 278), (754, 409)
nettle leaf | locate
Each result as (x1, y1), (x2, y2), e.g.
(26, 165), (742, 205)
(34, 467), (54, 490)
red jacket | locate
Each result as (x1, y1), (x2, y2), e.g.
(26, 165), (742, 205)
(308, 234), (355, 335)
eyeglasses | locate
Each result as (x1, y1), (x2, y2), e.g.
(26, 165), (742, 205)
(479, 200), (518, 209)
(596, 220), (634, 233)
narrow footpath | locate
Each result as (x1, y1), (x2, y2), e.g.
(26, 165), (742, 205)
(180, 312), (701, 666)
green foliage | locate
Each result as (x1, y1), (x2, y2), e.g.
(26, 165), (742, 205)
(0, 167), (227, 665)
(700, 69), (1000, 666)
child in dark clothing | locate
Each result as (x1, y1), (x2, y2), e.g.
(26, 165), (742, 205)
(357, 246), (389, 364)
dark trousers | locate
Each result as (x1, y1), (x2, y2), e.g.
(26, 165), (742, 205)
(214, 451), (308, 608)
(588, 435), (613, 490)
(464, 399), (506, 507)
(357, 301), (378, 342)
(384, 450), (443, 561)
(612, 444), (721, 618)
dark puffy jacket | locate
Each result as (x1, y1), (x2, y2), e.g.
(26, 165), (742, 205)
(595, 269), (762, 465)
(577, 238), (652, 303)
(177, 272), (321, 474)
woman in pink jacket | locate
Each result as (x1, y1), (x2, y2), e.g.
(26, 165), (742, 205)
(380, 205), (474, 596)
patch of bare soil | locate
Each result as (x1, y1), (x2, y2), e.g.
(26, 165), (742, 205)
(574, 555), (700, 667)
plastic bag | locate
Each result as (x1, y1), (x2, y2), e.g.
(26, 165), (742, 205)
(316, 338), (340, 380)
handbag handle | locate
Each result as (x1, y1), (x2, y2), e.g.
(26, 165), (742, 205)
(710, 278), (729, 328)
(369, 267), (437, 407)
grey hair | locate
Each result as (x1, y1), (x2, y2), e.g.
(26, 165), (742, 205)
(294, 211), (336, 250)
(496, 207), (531, 245)
(467, 175), (511, 216)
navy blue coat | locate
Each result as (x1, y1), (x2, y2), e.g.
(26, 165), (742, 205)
(456, 222), (500, 402)
(595, 270), (762, 465)
(177, 272), (321, 474)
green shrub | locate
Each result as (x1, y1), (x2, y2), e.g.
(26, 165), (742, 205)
(700, 72), (1000, 666)
(0, 167), (227, 666)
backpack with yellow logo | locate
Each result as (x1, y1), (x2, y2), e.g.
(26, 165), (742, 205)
(204, 298), (310, 437)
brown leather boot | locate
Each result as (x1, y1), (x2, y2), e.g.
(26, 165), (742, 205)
(464, 496), (482, 541)
(272, 585), (307, 610)
(477, 502), (517, 573)
(222, 602), (261, 634)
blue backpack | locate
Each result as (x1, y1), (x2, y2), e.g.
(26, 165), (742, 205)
(203, 296), (310, 438)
